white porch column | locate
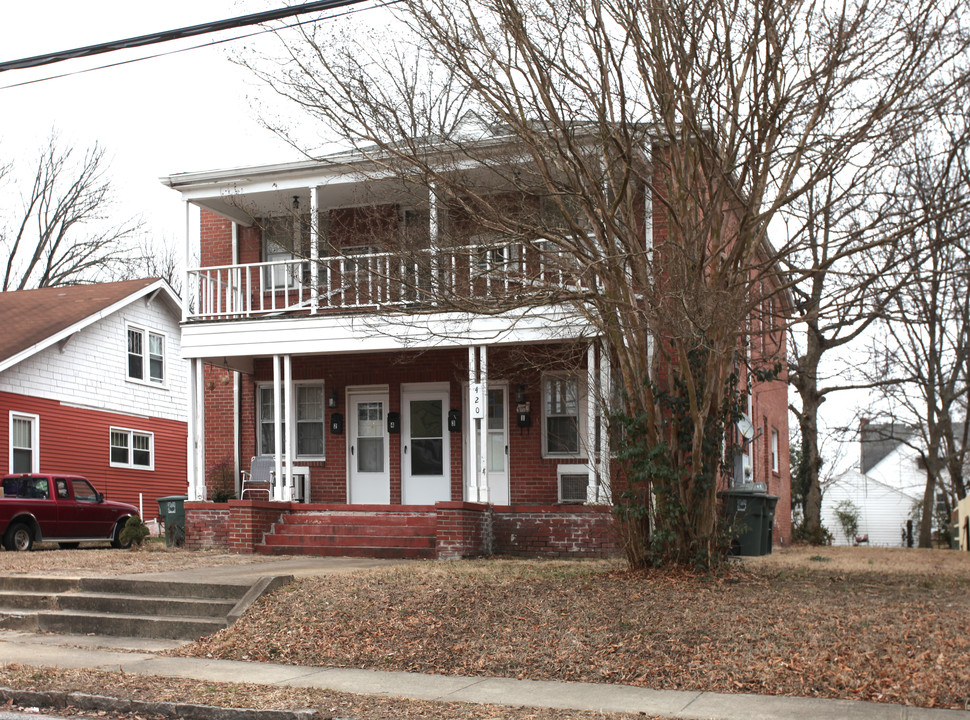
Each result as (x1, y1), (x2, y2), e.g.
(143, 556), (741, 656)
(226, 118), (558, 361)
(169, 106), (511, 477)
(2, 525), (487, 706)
(599, 340), (612, 503)
(466, 347), (479, 502)
(186, 358), (206, 501)
(182, 201), (191, 323)
(586, 343), (598, 504)
(310, 186), (320, 314)
(466, 346), (490, 503)
(272, 355), (283, 501)
(429, 183), (440, 301)
(283, 354), (294, 501)
(478, 345), (489, 503)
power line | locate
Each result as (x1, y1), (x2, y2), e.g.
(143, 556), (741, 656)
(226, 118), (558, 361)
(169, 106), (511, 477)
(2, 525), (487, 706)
(0, 0), (367, 73)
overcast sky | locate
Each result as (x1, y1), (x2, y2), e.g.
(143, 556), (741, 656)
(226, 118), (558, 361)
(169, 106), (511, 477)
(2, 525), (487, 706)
(0, 0), (319, 246)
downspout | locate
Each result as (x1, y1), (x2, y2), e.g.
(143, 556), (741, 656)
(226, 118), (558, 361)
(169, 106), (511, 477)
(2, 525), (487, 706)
(232, 222), (241, 495)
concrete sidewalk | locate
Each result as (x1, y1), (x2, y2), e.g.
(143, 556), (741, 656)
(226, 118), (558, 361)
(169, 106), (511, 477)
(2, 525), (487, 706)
(1, 629), (968, 720)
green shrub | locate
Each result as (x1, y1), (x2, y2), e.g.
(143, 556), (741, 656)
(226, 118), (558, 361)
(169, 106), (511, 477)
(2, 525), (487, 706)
(119, 516), (151, 548)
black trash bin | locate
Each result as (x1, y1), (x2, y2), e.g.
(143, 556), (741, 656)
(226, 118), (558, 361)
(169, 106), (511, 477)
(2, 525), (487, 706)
(157, 495), (187, 547)
(719, 483), (777, 556)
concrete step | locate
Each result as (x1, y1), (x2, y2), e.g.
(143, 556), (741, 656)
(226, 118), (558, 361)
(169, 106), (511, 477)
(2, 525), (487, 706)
(30, 610), (229, 640)
(256, 544), (435, 559)
(56, 592), (237, 619)
(0, 574), (292, 641)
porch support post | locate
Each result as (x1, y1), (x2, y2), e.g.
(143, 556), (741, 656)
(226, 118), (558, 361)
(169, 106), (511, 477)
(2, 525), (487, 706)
(478, 345), (489, 503)
(186, 358), (206, 502)
(599, 339), (611, 503)
(272, 355), (283, 501)
(429, 183), (439, 302)
(182, 201), (191, 323)
(466, 347), (478, 502)
(283, 354), (294, 501)
(586, 342), (598, 504)
(310, 185), (320, 314)
(466, 346), (489, 503)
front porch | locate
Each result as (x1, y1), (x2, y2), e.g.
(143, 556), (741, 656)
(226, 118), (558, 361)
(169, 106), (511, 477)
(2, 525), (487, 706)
(184, 500), (618, 559)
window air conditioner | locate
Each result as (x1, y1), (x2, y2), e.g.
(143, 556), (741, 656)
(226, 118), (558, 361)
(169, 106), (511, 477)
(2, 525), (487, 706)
(558, 465), (590, 503)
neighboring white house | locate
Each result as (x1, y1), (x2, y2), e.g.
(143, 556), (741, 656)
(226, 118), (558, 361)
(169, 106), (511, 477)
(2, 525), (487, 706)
(822, 420), (925, 546)
(822, 469), (920, 546)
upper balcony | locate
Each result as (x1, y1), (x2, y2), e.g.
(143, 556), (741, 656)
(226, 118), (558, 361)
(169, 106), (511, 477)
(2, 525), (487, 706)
(186, 240), (595, 322)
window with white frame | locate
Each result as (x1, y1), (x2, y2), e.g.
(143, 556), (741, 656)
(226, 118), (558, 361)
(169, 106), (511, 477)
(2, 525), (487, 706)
(127, 326), (165, 385)
(543, 374), (584, 457)
(262, 215), (310, 289)
(9, 412), (39, 473)
(258, 383), (325, 459)
(110, 428), (154, 469)
(771, 428), (779, 473)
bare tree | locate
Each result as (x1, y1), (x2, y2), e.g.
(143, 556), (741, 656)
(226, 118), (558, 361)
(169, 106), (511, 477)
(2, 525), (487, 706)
(0, 135), (145, 290)
(865, 103), (970, 547)
(243, 0), (968, 566)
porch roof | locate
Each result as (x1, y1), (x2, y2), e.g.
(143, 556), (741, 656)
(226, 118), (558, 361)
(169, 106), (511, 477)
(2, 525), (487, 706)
(181, 303), (596, 372)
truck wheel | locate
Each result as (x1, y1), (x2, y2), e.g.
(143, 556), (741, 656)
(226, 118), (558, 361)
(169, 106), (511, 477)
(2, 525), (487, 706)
(4, 523), (34, 552)
(111, 519), (131, 549)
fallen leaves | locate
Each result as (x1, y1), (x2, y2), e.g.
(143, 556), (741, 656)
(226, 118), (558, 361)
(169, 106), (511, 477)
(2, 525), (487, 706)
(170, 552), (970, 711)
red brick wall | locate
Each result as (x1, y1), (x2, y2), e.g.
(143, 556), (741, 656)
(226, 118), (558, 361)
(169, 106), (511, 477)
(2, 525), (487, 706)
(184, 503), (230, 550)
(493, 505), (618, 558)
(436, 501), (491, 559)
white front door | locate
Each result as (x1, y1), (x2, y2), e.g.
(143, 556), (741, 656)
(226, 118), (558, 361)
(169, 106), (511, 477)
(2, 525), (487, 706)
(348, 393), (390, 504)
(482, 386), (510, 504)
(401, 384), (451, 505)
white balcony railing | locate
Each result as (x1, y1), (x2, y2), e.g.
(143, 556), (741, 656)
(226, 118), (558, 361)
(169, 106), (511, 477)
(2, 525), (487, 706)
(185, 242), (593, 321)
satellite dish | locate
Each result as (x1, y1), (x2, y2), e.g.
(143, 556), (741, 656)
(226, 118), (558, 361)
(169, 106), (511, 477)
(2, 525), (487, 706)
(737, 416), (754, 441)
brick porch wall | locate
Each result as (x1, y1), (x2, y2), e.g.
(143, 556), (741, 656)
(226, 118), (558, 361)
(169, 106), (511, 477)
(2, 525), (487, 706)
(184, 503), (230, 550)
(186, 501), (618, 557)
(435, 502), (492, 559)
(493, 505), (618, 558)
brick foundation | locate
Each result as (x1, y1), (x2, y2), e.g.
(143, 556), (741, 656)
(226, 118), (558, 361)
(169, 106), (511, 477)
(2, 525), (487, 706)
(493, 505), (618, 558)
(186, 501), (618, 558)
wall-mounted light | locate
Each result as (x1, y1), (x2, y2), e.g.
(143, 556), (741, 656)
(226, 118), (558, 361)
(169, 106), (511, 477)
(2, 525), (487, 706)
(328, 388), (339, 409)
(293, 195), (300, 210)
(515, 384), (527, 404)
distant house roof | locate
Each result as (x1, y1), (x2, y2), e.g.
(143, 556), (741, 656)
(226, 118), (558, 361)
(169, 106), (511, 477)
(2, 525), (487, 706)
(0, 278), (180, 373)
(860, 420), (917, 474)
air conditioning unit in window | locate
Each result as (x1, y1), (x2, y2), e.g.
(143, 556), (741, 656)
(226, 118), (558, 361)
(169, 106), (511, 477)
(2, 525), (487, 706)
(558, 465), (590, 504)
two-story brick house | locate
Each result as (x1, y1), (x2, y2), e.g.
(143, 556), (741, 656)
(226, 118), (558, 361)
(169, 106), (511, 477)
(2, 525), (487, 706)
(163, 140), (791, 558)
(0, 279), (187, 515)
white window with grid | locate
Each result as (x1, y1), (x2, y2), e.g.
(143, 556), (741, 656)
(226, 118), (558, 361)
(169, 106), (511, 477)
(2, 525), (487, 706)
(127, 325), (166, 386)
(110, 427), (154, 470)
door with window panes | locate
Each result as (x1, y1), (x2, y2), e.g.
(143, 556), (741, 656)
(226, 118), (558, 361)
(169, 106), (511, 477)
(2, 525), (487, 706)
(348, 393), (390, 504)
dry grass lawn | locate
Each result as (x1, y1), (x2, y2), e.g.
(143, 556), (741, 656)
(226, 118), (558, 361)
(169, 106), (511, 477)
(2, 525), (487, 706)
(0, 544), (968, 716)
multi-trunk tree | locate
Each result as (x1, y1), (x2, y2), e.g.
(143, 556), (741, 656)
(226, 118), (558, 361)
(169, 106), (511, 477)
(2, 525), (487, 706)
(242, 0), (968, 565)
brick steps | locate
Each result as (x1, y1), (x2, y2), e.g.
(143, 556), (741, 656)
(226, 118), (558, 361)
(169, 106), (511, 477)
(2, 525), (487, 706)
(257, 511), (437, 559)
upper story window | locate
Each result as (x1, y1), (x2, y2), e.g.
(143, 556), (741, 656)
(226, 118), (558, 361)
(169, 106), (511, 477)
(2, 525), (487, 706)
(543, 374), (586, 458)
(127, 325), (165, 385)
(261, 216), (310, 289)
(110, 427), (154, 470)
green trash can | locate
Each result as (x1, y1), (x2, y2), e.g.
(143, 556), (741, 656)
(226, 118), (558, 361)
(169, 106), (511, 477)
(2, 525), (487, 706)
(759, 494), (779, 555)
(157, 495), (187, 547)
(719, 484), (777, 556)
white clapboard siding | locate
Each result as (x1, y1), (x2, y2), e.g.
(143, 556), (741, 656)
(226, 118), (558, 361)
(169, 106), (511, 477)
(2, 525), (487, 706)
(822, 470), (921, 547)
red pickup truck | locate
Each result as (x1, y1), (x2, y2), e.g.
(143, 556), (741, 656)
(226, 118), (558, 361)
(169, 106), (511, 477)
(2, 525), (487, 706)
(0, 473), (139, 552)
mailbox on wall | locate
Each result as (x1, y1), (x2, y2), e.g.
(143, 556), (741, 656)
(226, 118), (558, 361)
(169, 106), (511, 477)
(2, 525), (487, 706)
(448, 409), (461, 432)
(330, 413), (344, 434)
(387, 411), (400, 433)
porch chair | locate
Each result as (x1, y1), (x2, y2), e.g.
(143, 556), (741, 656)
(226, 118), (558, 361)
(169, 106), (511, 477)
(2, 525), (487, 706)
(241, 455), (274, 499)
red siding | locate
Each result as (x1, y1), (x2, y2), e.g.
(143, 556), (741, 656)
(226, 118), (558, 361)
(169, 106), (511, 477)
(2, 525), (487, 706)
(0, 390), (187, 513)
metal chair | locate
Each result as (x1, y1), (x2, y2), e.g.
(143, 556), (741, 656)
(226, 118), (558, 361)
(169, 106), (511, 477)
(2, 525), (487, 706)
(240, 455), (274, 499)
